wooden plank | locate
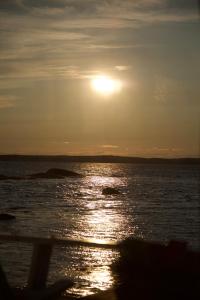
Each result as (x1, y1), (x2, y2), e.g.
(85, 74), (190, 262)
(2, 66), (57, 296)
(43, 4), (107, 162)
(0, 234), (118, 250)
(28, 242), (53, 289)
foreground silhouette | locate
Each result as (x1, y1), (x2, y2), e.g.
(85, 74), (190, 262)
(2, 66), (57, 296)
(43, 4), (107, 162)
(112, 238), (200, 300)
(0, 237), (199, 299)
(0, 264), (73, 300)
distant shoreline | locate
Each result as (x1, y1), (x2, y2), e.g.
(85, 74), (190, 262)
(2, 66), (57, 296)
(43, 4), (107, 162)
(0, 155), (199, 164)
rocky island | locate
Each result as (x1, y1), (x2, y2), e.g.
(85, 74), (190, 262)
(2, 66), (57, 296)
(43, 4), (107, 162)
(0, 168), (83, 180)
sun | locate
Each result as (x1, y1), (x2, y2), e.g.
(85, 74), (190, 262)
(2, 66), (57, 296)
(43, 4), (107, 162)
(91, 75), (122, 96)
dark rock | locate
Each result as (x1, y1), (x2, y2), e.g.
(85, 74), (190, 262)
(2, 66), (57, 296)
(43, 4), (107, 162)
(0, 168), (82, 180)
(0, 213), (16, 221)
(8, 206), (26, 210)
(46, 168), (81, 177)
(102, 187), (120, 195)
(9, 176), (25, 180)
(0, 175), (24, 180)
(29, 168), (82, 179)
(29, 172), (56, 179)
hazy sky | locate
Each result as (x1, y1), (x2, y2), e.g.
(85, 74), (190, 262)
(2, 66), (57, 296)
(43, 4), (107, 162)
(0, 0), (199, 157)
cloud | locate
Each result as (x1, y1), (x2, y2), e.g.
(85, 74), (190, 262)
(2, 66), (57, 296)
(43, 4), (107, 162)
(164, 0), (199, 10)
(115, 65), (131, 71)
(1, 0), (198, 21)
(0, 0), (199, 84)
(101, 144), (119, 149)
(0, 95), (17, 109)
(4, 0), (198, 12)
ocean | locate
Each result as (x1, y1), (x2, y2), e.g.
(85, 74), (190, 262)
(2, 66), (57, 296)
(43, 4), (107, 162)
(0, 160), (199, 297)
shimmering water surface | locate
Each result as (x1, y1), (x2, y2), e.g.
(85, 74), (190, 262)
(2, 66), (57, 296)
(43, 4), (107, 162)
(0, 161), (199, 296)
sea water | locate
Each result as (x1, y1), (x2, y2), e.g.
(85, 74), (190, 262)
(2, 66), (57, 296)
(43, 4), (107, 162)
(0, 161), (199, 296)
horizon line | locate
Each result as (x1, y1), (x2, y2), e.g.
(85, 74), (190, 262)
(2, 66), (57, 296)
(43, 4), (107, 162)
(0, 154), (199, 160)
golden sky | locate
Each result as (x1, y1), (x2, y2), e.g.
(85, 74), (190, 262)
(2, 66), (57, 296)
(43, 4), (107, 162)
(0, 0), (199, 157)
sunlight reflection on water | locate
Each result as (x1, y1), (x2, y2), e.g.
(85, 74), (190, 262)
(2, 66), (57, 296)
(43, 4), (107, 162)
(56, 174), (129, 296)
(67, 247), (118, 297)
(62, 175), (128, 296)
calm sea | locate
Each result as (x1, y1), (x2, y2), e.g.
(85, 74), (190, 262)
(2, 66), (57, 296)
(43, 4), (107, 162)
(0, 161), (199, 296)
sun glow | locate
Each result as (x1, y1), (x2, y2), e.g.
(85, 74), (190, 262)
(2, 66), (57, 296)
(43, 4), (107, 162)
(91, 75), (122, 96)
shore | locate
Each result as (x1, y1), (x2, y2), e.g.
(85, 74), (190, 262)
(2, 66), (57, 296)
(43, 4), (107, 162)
(0, 154), (199, 164)
(62, 289), (116, 300)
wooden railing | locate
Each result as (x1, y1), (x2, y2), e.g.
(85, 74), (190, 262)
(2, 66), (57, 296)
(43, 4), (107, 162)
(0, 234), (117, 290)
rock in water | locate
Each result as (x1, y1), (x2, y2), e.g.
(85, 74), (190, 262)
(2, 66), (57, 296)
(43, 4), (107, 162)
(29, 168), (82, 179)
(0, 175), (25, 180)
(0, 213), (16, 221)
(46, 168), (81, 177)
(102, 187), (120, 195)
(0, 169), (83, 180)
